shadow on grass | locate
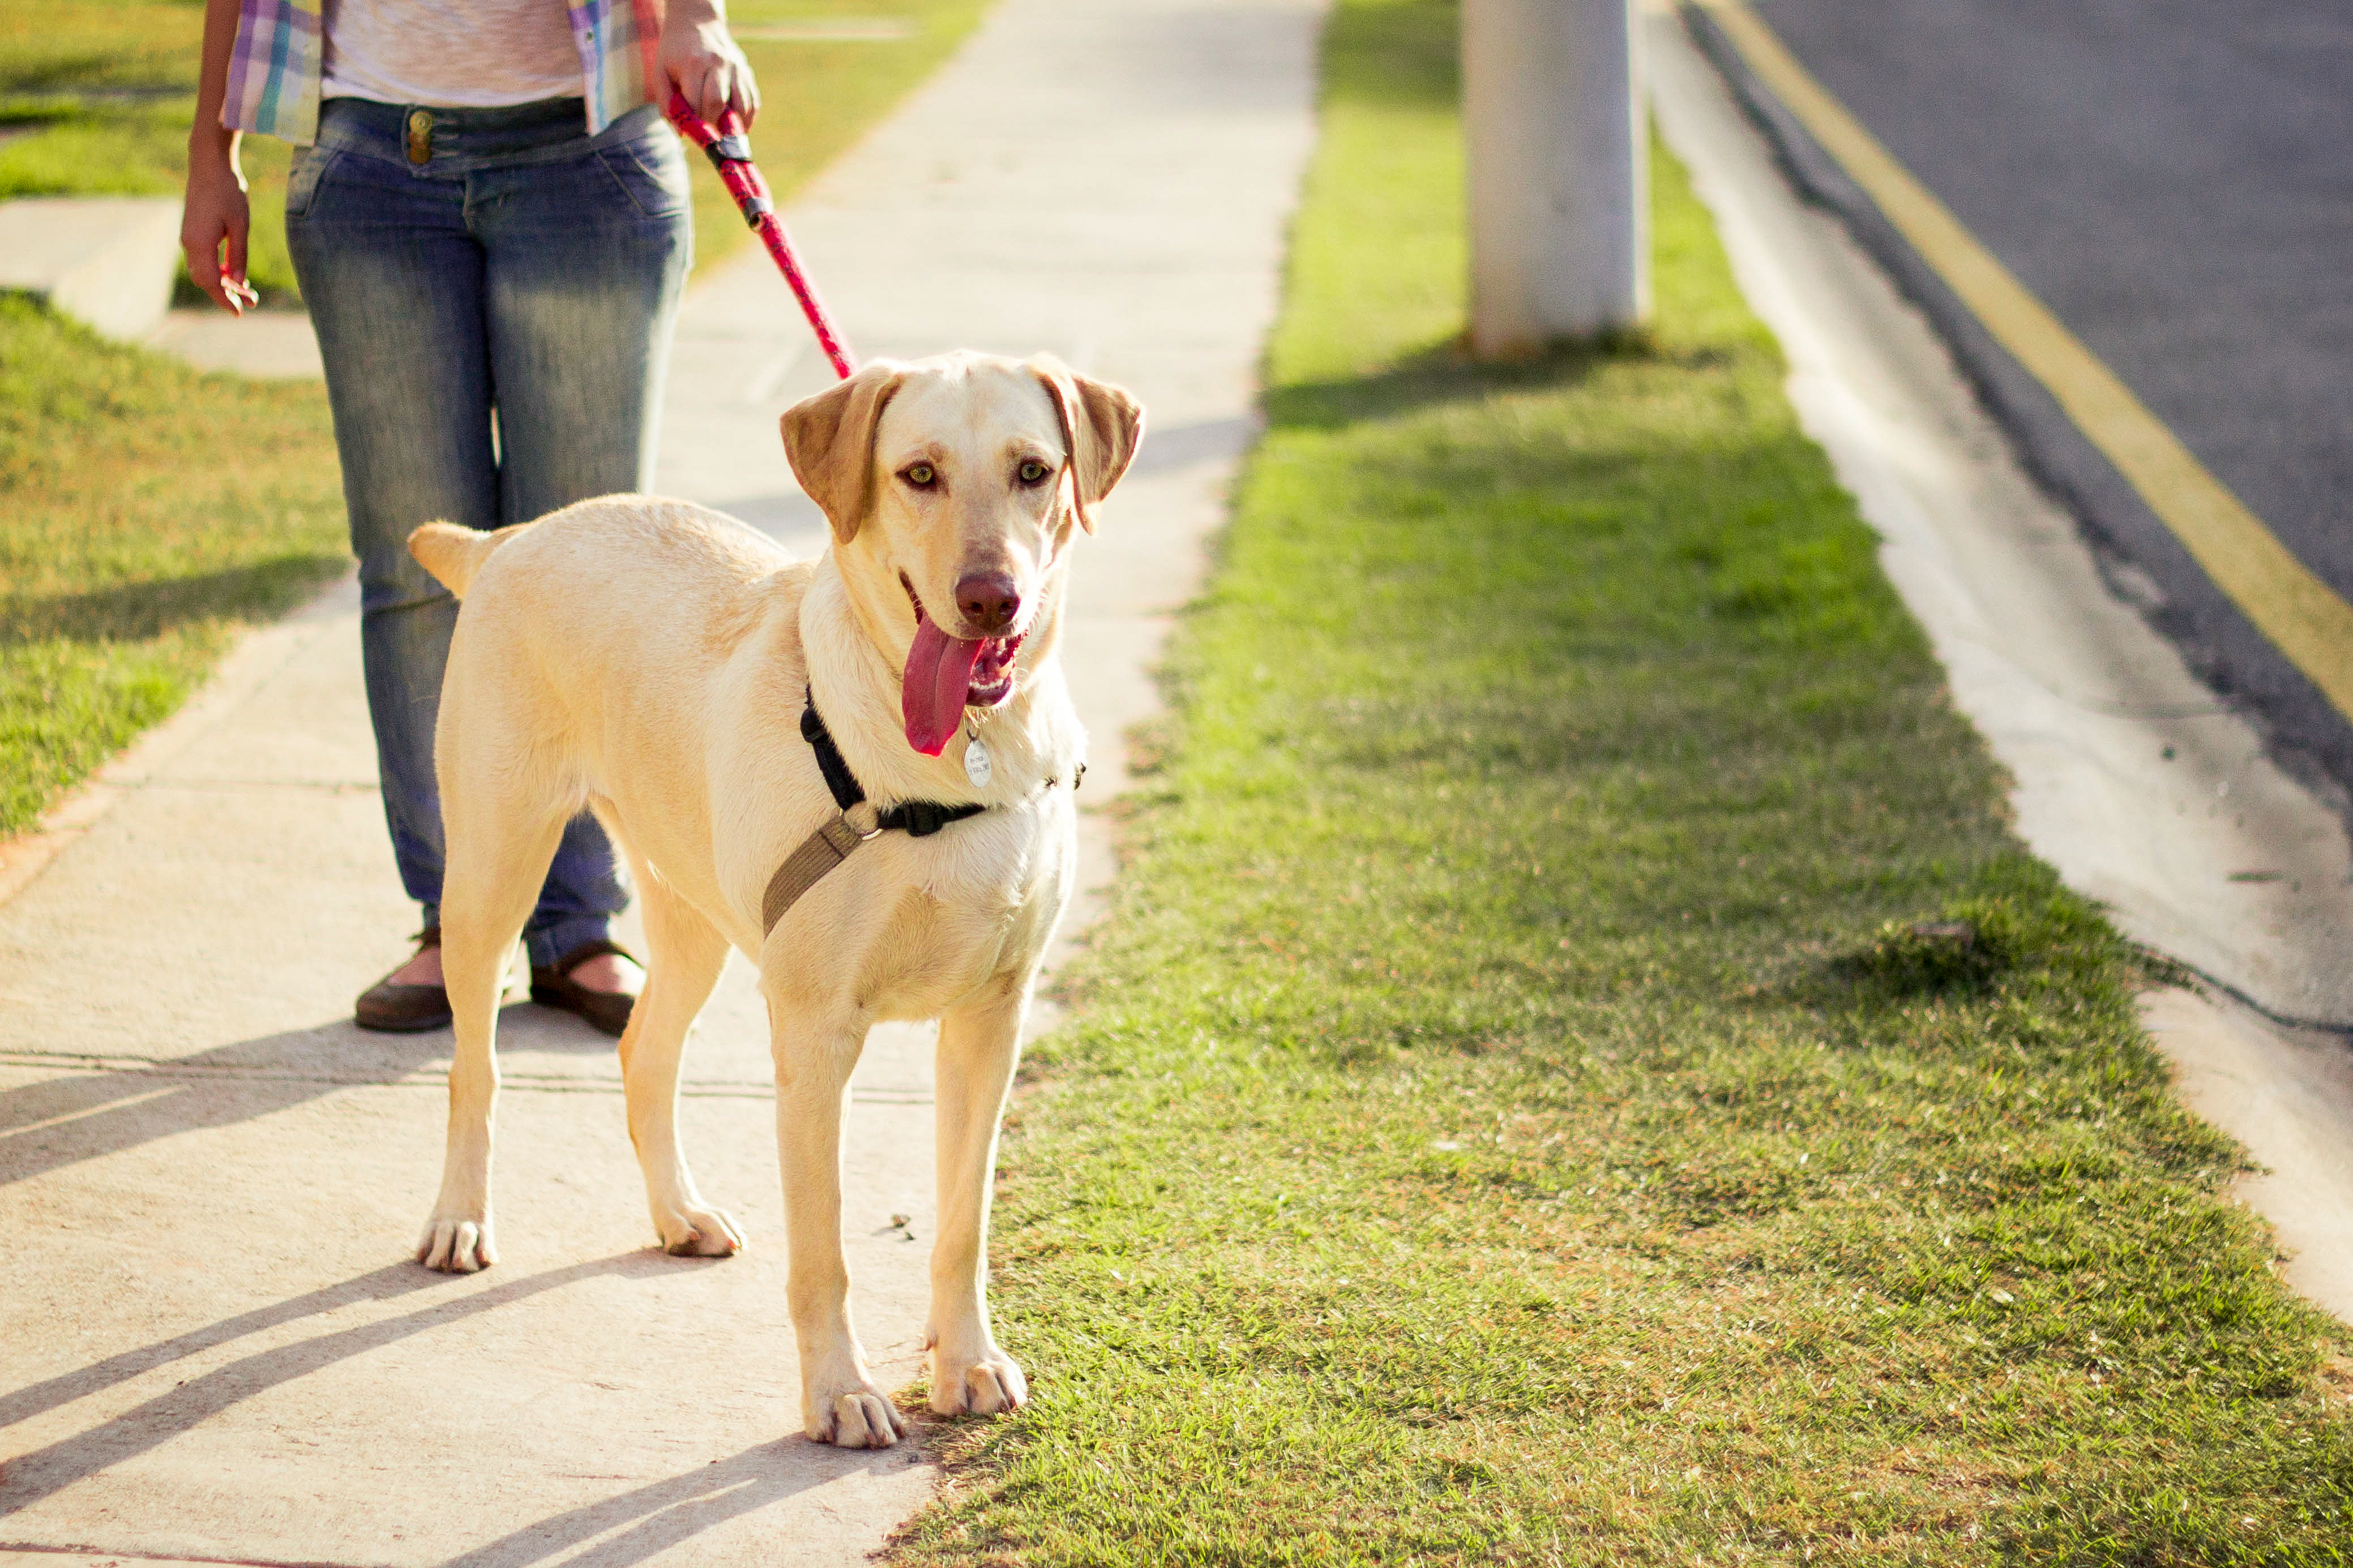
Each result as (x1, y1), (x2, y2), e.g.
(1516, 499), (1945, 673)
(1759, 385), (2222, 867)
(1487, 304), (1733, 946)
(0, 99), (87, 127)
(0, 55), (127, 95)
(1263, 331), (1685, 432)
(1319, 0), (1458, 114)
(1777, 891), (2129, 1010)
(0, 554), (345, 646)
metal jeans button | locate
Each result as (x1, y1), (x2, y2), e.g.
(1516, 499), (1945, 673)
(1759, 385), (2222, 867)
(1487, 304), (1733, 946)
(406, 108), (431, 165)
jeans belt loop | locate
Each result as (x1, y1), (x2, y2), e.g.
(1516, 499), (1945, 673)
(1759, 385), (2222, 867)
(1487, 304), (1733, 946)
(406, 108), (432, 166)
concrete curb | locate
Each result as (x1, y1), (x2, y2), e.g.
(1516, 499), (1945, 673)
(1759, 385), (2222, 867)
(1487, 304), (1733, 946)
(1650, 8), (2353, 1321)
(0, 196), (181, 342)
(1657, 5), (2353, 1030)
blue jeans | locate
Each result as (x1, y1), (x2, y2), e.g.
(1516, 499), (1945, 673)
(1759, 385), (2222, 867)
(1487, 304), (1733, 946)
(286, 96), (693, 966)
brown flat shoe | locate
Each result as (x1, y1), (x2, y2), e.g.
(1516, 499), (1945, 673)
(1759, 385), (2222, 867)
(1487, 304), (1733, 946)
(530, 939), (641, 1038)
(354, 926), (451, 1033)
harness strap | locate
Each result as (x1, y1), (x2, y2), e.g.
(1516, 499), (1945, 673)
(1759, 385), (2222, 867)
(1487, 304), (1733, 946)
(761, 694), (991, 934)
(761, 806), (877, 933)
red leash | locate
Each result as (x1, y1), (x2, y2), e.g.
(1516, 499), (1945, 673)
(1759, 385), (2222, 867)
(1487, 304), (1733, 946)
(666, 92), (857, 382)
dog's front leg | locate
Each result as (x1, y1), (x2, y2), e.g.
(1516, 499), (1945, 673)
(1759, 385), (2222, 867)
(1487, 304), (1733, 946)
(621, 878), (743, 1257)
(927, 978), (1029, 1417)
(771, 999), (906, 1447)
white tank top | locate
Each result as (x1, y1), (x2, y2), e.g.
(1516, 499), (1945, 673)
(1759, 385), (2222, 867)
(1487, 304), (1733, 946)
(321, 0), (585, 108)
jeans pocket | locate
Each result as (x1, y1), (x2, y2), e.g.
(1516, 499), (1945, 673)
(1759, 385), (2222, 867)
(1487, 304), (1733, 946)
(284, 146), (340, 220)
(596, 134), (690, 220)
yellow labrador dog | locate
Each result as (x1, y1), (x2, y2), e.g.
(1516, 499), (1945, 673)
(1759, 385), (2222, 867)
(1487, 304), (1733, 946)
(404, 352), (1141, 1448)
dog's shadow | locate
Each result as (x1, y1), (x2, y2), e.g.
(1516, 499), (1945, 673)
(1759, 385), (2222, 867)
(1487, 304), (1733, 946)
(0, 1001), (904, 1564)
(7, 1250), (927, 1568)
(0, 1248), (902, 1564)
(441, 1435), (923, 1568)
(0, 1253), (670, 1516)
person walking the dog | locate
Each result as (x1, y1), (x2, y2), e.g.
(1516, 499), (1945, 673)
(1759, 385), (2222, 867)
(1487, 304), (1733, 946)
(178, 0), (755, 1035)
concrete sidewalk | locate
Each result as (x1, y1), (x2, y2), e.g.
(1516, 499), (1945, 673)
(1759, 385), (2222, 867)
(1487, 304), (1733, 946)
(0, 2), (1321, 1562)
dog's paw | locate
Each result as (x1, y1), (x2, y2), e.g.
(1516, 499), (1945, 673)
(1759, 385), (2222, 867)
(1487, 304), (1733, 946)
(930, 1348), (1028, 1417)
(656, 1205), (745, 1258)
(805, 1384), (908, 1449)
(416, 1214), (498, 1273)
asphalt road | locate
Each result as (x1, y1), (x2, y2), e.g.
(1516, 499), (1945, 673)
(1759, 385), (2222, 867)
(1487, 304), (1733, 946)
(1730, 0), (2353, 805)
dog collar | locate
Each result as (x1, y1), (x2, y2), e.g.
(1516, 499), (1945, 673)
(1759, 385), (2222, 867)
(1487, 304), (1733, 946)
(798, 696), (990, 840)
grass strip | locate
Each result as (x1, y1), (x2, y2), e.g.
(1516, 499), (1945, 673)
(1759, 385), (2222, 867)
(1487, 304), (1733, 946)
(890, 1), (2353, 1561)
(0, 298), (345, 832)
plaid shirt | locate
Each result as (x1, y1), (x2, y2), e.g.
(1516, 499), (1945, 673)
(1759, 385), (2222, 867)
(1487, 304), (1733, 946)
(224, 0), (658, 144)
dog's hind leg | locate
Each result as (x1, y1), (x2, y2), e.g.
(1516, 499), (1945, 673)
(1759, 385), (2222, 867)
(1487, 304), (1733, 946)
(619, 871), (742, 1257)
(417, 701), (572, 1273)
(926, 975), (1030, 1416)
(769, 997), (905, 1448)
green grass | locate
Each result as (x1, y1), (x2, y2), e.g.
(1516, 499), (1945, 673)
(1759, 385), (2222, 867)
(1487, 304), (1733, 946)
(0, 298), (348, 832)
(888, 1), (2353, 1562)
(0, 2), (990, 838)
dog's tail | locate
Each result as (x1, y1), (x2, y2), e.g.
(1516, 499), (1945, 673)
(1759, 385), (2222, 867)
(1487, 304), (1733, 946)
(408, 521), (527, 598)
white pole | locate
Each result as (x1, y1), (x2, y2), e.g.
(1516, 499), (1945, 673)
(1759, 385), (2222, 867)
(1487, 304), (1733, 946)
(1464, 0), (1650, 355)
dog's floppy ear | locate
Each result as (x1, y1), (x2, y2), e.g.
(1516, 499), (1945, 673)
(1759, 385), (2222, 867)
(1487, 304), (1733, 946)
(781, 360), (907, 543)
(1028, 355), (1144, 535)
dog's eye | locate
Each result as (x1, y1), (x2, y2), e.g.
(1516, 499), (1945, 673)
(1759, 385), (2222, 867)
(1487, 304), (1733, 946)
(1017, 459), (1051, 485)
(902, 463), (936, 488)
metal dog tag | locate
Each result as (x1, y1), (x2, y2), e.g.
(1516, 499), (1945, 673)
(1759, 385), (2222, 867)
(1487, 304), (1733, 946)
(963, 734), (992, 788)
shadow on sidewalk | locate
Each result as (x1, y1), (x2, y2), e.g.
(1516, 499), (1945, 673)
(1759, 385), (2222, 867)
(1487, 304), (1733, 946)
(0, 1261), (447, 1435)
(0, 1250), (687, 1519)
(442, 1437), (915, 1568)
(0, 1246), (908, 1564)
(0, 1022), (450, 1190)
(1, 1001), (631, 1190)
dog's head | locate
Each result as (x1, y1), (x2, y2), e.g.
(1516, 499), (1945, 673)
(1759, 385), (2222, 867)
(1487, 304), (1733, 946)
(781, 351), (1143, 756)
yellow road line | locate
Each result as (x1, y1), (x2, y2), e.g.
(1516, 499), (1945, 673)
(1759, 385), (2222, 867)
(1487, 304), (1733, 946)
(1689, 0), (2353, 723)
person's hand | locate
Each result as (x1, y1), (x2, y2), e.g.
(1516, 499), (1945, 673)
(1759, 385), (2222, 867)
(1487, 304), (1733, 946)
(182, 126), (259, 315)
(659, 0), (759, 127)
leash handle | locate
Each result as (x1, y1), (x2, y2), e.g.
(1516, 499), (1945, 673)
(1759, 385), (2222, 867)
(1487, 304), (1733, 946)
(665, 92), (858, 382)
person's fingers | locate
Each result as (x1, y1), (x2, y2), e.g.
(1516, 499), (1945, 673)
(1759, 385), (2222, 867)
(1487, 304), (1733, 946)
(181, 229), (237, 314)
(223, 215), (251, 311)
(699, 57), (730, 126)
(671, 54), (709, 121)
(664, 36), (756, 126)
(181, 238), (221, 308)
(179, 205), (220, 303)
(734, 58), (760, 125)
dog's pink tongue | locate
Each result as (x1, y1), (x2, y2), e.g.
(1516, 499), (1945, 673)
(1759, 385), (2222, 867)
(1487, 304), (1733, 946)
(903, 612), (986, 756)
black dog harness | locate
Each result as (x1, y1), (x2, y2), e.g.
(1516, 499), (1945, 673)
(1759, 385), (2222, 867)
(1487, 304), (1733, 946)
(761, 693), (1081, 933)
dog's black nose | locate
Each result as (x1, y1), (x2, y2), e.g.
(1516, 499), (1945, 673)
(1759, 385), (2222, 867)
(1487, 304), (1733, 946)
(956, 573), (1021, 636)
